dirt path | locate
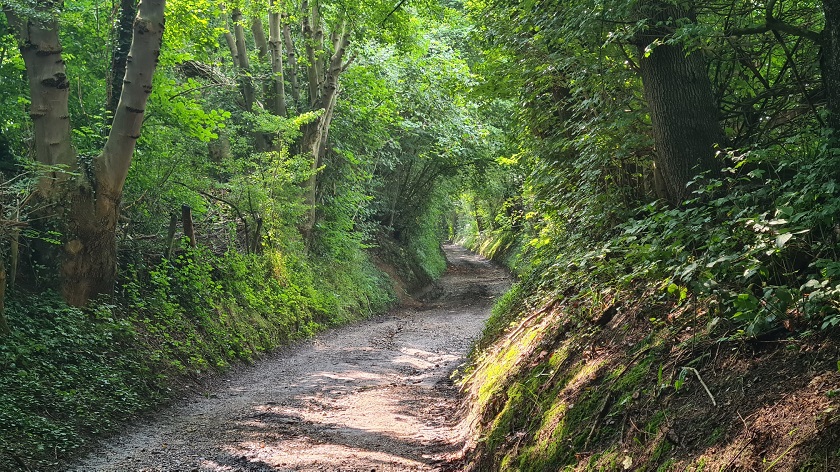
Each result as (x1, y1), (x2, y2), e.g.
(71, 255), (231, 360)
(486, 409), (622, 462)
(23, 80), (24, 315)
(71, 245), (510, 472)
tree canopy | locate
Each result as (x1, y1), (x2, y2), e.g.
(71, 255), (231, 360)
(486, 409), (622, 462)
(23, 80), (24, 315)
(2, 0), (840, 468)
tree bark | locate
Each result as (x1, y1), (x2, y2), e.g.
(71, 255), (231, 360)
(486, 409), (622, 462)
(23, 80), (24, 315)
(634, 3), (724, 205)
(251, 16), (268, 61)
(268, 1), (287, 117)
(107, 0), (138, 122)
(0, 255), (7, 337)
(298, 13), (349, 237)
(823, 1), (840, 135)
(3, 2), (75, 197)
(223, 31), (238, 66)
(282, 19), (301, 105)
(311, 1), (325, 87)
(61, 0), (166, 306)
(301, 0), (320, 107)
(232, 9), (255, 111)
(181, 205), (196, 247)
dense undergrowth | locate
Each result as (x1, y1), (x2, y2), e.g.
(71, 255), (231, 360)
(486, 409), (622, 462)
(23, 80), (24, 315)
(456, 138), (840, 470)
(0, 231), (444, 470)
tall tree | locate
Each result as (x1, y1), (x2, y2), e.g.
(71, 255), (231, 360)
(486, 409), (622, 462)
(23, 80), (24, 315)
(107, 0), (138, 121)
(267, 0), (287, 117)
(231, 8), (255, 111)
(633, 1), (724, 205)
(297, 0), (351, 237)
(3, 0), (166, 306)
(823, 0), (840, 135)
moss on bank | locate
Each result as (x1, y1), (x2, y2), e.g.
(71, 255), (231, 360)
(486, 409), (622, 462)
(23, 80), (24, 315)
(460, 281), (840, 471)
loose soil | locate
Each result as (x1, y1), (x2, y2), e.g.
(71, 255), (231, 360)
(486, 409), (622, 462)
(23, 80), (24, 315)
(460, 282), (840, 471)
(70, 245), (510, 472)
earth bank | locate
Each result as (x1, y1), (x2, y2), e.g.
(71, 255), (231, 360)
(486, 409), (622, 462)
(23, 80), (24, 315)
(459, 281), (840, 471)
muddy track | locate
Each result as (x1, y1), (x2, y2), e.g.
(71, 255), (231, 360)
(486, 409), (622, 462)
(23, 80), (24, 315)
(71, 245), (510, 472)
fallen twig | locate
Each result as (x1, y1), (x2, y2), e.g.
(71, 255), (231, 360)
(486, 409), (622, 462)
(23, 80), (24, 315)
(763, 437), (801, 471)
(680, 366), (717, 407)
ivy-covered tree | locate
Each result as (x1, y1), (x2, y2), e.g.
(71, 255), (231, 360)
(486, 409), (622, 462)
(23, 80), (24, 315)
(632, 1), (724, 204)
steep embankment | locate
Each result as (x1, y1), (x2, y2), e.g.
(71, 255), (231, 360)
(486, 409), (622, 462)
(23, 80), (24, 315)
(461, 282), (840, 470)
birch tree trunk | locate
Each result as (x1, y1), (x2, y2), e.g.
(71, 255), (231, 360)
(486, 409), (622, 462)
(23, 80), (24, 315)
(3, 2), (75, 197)
(62, 0), (165, 306)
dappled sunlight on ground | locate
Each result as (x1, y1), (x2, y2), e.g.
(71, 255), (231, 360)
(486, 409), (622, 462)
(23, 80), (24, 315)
(70, 245), (511, 472)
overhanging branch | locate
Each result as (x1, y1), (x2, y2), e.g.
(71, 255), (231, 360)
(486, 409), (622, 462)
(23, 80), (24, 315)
(726, 0), (822, 44)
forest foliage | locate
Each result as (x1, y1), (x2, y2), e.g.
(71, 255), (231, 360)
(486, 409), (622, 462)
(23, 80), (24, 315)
(459, 0), (840, 338)
(0, 0), (493, 468)
(455, 0), (840, 469)
(1, 0), (840, 469)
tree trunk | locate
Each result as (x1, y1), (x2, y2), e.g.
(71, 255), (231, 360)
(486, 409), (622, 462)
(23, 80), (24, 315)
(181, 205), (196, 247)
(0, 255), (7, 337)
(251, 17), (268, 61)
(282, 19), (301, 106)
(317, 84), (338, 158)
(62, 189), (119, 305)
(301, 0), (320, 106)
(61, 0), (166, 306)
(311, 1), (325, 88)
(300, 120), (321, 238)
(223, 31), (238, 66)
(298, 14), (348, 237)
(268, 1), (287, 117)
(3, 4), (75, 197)
(634, 3), (724, 205)
(823, 1), (840, 135)
(232, 9), (255, 111)
(107, 0), (138, 122)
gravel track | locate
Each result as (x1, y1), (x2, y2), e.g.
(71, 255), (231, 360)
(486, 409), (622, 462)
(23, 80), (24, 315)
(70, 245), (510, 472)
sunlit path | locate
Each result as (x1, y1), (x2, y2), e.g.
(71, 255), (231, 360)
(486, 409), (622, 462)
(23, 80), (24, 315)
(71, 245), (510, 472)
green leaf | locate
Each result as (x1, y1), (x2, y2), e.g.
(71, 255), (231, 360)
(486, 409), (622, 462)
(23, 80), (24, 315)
(775, 233), (793, 248)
